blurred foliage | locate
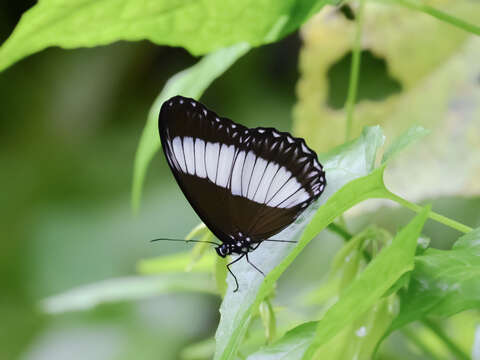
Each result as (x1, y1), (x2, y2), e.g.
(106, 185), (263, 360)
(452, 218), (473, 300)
(1, 1), (480, 360)
(294, 1), (480, 202)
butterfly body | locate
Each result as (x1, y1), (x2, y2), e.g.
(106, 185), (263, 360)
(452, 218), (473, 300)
(158, 95), (326, 291)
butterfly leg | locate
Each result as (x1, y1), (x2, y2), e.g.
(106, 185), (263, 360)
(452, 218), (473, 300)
(226, 254), (245, 293)
(251, 242), (262, 251)
(246, 254), (265, 277)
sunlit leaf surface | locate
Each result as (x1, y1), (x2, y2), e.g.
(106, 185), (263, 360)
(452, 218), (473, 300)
(0, 0), (332, 72)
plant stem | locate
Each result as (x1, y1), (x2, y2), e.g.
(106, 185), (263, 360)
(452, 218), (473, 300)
(385, 191), (473, 234)
(422, 319), (470, 360)
(327, 222), (372, 261)
(401, 327), (443, 360)
(327, 222), (353, 240)
(387, 0), (480, 36)
(345, 0), (366, 141)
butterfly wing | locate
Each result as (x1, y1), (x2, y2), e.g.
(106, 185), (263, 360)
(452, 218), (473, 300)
(225, 126), (326, 241)
(159, 96), (326, 244)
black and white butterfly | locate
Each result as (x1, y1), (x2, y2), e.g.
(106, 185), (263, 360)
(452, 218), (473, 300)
(158, 95), (326, 291)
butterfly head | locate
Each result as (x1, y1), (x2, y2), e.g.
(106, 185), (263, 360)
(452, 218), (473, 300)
(215, 244), (230, 257)
(215, 231), (255, 257)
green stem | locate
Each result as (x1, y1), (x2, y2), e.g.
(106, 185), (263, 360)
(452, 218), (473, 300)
(259, 298), (277, 344)
(345, 0), (366, 141)
(385, 191), (473, 234)
(422, 319), (470, 360)
(327, 222), (372, 262)
(401, 327), (443, 360)
(327, 222), (353, 241)
(386, 0), (480, 36)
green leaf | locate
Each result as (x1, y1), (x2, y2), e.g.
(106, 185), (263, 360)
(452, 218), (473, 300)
(247, 321), (317, 360)
(302, 206), (430, 359)
(180, 338), (216, 360)
(0, 0), (331, 72)
(387, 227), (480, 333)
(215, 256), (228, 297)
(132, 43), (249, 211)
(137, 251), (215, 274)
(258, 227), (396, 360)
(41, 273), (216, 314)
(249, 296), (399, 360)
(381, 125), (430, 163)
(187, 228), (215, 271)
(214, 127), (389, 360)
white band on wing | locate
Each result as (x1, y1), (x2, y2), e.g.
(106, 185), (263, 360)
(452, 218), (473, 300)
(170, 136), (312, 209)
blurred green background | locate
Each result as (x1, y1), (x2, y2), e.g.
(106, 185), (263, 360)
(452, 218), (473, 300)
(0, 1), (304, 359)
(1, 1), (480, 359)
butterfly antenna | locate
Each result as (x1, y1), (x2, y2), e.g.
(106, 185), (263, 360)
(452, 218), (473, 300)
(263, 239), (298, 243)
(150, 238), (220, 246)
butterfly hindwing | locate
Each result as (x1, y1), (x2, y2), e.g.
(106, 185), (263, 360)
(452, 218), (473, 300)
(159, 96), (326, 245)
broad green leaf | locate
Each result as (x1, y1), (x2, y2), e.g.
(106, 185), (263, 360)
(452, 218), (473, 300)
(303, 206), (430, 359)
(132, 43), (249, 211)
(294, 2), (480, 201)
(381, 125), (430, 163)
(387, 227), (480, 334)
(312, 295), (397, 360)
(0, 0), (332, 72)
(247, 321), (317, 360)
(137, 251), (215, 274)
(41, 273), (216, 314)
(214, 127), (389, 360)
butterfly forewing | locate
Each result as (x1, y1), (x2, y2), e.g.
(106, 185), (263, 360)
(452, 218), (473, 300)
(159, 96), (326, 245)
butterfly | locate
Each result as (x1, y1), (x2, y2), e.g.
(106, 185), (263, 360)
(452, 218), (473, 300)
(158, 95), (326, 291)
